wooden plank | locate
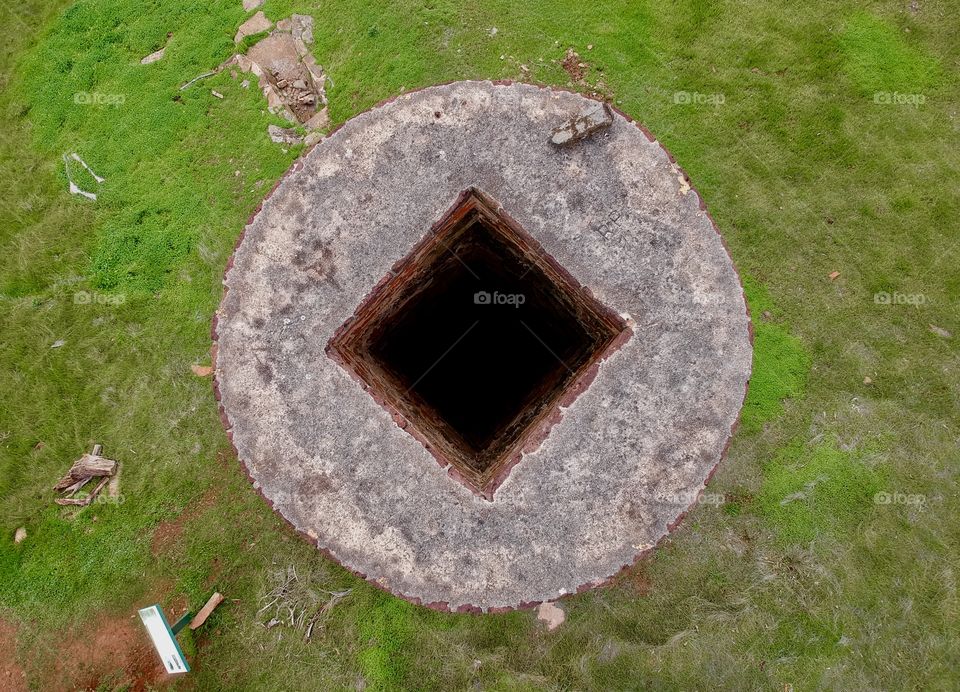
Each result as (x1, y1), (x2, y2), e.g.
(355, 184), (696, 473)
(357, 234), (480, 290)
(189, 592), (224, 630)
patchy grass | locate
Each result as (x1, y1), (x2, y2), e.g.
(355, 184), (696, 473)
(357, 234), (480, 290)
(0, 0), (957, 689)
(740, 276), (811, 433)
(840, 11), (941, 94)
(758, 440), (885, 544)
(356, 593), (415, 690)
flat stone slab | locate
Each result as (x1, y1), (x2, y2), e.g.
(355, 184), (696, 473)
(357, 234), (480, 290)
(213, 81), (752, 611)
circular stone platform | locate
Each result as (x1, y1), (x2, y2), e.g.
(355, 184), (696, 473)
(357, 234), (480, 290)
(213, 81), (752, 611)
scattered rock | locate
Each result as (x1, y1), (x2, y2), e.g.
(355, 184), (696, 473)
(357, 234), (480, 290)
(561, 47), (586, 82)
(276, 14), (314, 44)
(191, 364), (214, 377)
(242, 0), (263, 11)
(828, 271), (841, 280)
(140, 47), (165, 65)
(536, 601), (565, 630)
(235, 11), (273, 43)
(489, 27), (498, 37)
(863, 376), (872, 385)
(241, 79), (250, 88)
(268, 124), (303, 145)
(304, 131), (323, 147)
(549, 101), (613, 145)
(51, 339), (65, 349)
(234, 22), (328, 126)
(211, 90), (224, 99)
(929, 324), (952, 339)
(245, 35), (318, 122)
(14, 527), (26, 544)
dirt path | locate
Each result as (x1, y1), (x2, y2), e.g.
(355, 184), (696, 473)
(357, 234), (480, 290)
(0, 618), (28, 691)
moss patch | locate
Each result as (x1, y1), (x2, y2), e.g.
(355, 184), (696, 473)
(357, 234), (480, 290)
(740, 276), (810, 433)
(356, 590), (415, 690)
(758, 440), (884, 544)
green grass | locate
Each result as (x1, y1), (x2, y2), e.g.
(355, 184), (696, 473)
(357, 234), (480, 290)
(740, 276), (811, 434)
(1, 0), (958, 689)
(840, 11), (941, 94)
(758, 440), (885, 544)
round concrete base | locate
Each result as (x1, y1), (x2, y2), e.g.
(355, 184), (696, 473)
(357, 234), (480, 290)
(214, 81), (752, 611)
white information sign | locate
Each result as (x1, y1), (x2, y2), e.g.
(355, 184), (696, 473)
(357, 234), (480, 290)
(138, 605), (190, 674)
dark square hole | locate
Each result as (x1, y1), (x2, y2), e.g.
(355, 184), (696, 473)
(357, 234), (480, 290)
(327, 189), (627, 498)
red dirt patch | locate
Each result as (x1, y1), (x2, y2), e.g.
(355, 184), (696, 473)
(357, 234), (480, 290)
(0, 619), (28, 691)
(561, 47), (587, 82)
(38, 588), (189, 691)
(613, 561), (653, 596)
(151, 486), (221, 557)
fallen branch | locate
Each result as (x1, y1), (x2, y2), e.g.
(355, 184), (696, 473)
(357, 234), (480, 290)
(53, 444), (119, 509)
(179, 71), (217, 91)
(53, 453), (117, 491)
(55, 476), (110, 506)
(304, 589), (351, 641)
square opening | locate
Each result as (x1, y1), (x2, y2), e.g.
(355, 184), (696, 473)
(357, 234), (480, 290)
(327, 189), (627, 497)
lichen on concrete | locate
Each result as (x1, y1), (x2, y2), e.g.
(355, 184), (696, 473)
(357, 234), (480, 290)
(214, 81), (753, 611)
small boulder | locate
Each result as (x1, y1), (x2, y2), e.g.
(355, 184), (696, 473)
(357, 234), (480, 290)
(536, 601), (565, 630)
(242, 0), (263, 11)
(549, 102), (613, 145)
(14, 527), (27, 544)
(268, 124), (303, 145)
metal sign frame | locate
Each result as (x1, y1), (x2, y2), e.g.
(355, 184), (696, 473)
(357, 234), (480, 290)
(137, 604), (190, 674)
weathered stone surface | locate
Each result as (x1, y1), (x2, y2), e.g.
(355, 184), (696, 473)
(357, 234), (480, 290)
(242, 0), (263, 11)
(277, 13), (313, 44)
(215, 82), (752, 611)
(234, 10), (272, 43)
(303, 107), (330, 131)
(549, 101), (613, 145)
(267, 124), (302, 144)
